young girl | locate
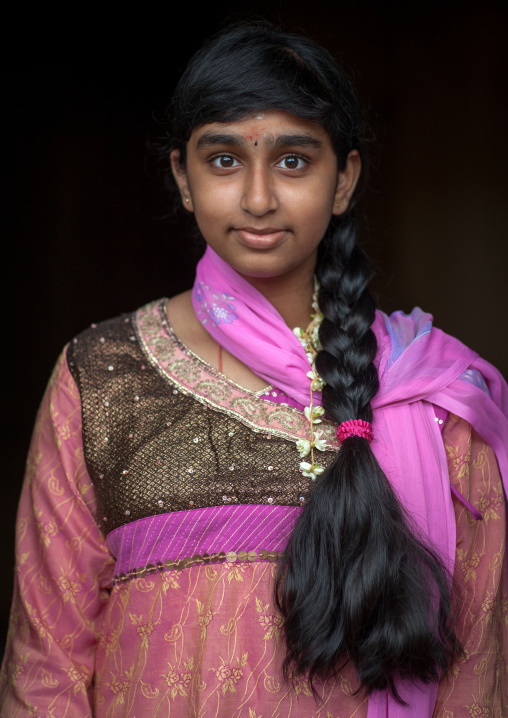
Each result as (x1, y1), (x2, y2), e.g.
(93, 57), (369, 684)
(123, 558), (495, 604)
(1, 24), (507, 718)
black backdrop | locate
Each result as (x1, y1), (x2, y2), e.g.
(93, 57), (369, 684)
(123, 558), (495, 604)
(2, 0), (507, 654)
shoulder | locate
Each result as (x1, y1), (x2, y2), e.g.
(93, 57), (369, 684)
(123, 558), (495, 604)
(66, 298), (167, 384)
(371, 307), (507, 416)
(374, 307), (433, 349)
(373, 307), (434, 370)
(373, 307), (508, 436)
(373, 307), (479, 377)
(68, 305), (144, 355)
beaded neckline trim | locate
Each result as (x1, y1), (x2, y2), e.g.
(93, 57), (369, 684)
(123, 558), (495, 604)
(134, 299), (341, 448)
(160, 299), (272, 398)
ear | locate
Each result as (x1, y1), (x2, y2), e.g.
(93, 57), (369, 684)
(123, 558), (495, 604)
(332, 149), (362, 216)
(170, 149), (194, 212)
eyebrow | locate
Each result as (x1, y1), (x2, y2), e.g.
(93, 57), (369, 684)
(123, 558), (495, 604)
(195, 131), (323, 150)
(196, 132), (246, 149)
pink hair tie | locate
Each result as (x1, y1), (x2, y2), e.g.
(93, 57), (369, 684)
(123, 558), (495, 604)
(336, 419), (373, 444)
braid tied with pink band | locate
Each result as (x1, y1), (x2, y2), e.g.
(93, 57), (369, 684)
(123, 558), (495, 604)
(337, 419), (373, 444)
(275, 217), (461, 702)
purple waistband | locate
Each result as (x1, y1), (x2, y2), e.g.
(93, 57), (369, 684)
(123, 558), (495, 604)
(107, 503), (301, 578)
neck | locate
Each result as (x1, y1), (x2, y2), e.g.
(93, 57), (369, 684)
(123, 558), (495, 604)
(239, 264), (315, 330)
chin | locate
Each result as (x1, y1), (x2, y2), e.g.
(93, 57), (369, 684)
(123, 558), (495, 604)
(236, 256), (315, 283)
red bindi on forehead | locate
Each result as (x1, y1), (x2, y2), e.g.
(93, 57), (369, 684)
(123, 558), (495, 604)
(240, 116), (268, 142)
(244, 127), (266, 142)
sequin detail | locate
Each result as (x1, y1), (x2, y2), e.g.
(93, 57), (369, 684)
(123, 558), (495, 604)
(112, 548), (281, 585)
(66, 304), (338, 533)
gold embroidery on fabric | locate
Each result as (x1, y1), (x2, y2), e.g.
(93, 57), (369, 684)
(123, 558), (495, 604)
(433, 415), (507, 716)
(67, 301), (339, 532)
(160, 300), (272, 398)
(136, 299), (340, 446)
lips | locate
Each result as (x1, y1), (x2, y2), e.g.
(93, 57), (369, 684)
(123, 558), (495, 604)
(235, 227), (288, 249)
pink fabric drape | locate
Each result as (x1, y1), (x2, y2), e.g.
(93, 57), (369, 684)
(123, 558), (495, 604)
(192, 249), (508, 717)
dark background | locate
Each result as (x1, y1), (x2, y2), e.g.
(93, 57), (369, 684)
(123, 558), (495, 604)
(2, 1), (507, 655)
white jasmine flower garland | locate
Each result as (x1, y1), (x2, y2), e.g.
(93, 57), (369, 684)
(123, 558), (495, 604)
(292, 280), (328, 480)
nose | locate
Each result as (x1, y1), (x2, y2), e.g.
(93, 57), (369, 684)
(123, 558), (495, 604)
(240, 166), (279, 216)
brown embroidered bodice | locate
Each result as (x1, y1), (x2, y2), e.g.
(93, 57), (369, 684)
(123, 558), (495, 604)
(67, 300), (339, 533)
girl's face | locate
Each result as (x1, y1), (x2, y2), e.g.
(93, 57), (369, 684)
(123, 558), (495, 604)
(171, 110), (361, 283)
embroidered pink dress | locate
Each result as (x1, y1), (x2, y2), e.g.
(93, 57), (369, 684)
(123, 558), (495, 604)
(1, 299), (506, 717)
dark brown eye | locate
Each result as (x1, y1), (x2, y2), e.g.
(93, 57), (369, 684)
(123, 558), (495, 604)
(212, 155), (239, 168)
(279, 156), (306, 170)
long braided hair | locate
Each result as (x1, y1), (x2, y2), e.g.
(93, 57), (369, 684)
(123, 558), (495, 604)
(162, 22), (462, 701)
(278, 211), (462, 700)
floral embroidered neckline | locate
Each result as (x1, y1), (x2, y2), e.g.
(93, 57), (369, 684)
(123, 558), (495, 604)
(161, 299), (273, 399)
(163, 288), (332, 478)
(134, 299), (341, 450)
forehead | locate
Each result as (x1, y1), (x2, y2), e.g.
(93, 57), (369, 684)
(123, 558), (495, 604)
(189, 109), (332, 146)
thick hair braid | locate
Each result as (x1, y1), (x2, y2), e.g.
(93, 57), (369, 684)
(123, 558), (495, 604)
(275, 215), (462, 701)
(316, 216), (378, 423)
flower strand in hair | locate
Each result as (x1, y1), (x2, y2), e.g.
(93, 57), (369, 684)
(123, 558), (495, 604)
(293, 279), (328, 479)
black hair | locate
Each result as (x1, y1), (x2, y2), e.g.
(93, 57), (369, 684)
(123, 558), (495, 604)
(160, 22), (462, 702)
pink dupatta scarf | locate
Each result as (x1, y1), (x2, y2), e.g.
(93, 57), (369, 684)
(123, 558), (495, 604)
(193, 245), (508, 717)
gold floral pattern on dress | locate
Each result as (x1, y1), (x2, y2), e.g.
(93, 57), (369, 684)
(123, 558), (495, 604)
(64, 666), (89, 695)
(8, 662), (25, 683)
(434, 415), (507, 717)
(92, 559), (367, 717)
(57, 573), (82, 603)
(25, 602), (50, 639)
(161, 658), (194, 699)
(0, 352), (116, 717)
(287, 670), (313, 698)
(162, 572), (180, 593)
(136, 621), (154, 649)
(255, 597), (284, 641)
(466, 697), (492, 717)
(458, 548), (481, 583)
(225, 562), (248, 583)
(108, 666), (134, 704)
(214, 653), (248, 694)
(477, 486), (504, 524)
